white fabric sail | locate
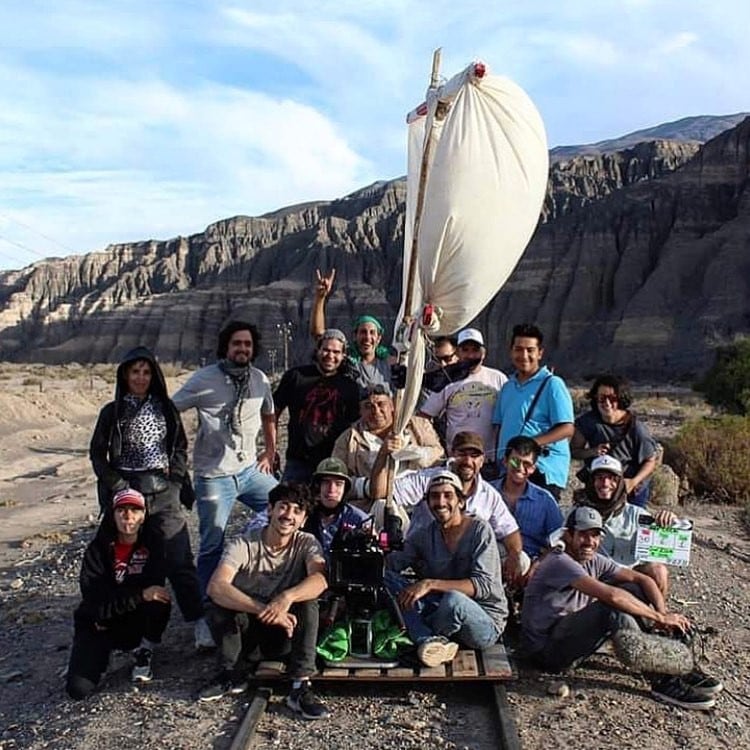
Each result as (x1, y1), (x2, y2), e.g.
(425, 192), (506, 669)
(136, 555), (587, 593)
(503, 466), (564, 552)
(394, 62), (548, 435)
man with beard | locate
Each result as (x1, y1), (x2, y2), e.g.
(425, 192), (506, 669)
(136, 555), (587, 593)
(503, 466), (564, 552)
(577, 455), (676, 595)
(385, 471), (507, 666)
(173, 321), (279, 646)
(419, 328), (507, 468)
(332, 383), (444, 502)
(370, 431), (525, 585)
(303, 457), (369, 564)
(274, 328), (360, 483)
(200, 483), (329, 719)
(309, 268), (392, 388)
(492, 323), (574, 500)
(521, 506), (721, 710)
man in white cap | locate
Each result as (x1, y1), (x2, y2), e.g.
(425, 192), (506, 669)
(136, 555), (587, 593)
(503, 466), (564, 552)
(385, 470), (507, 667)
(521, 506), (722, 710)
(578, 454), (677, 595)
(419, 327), (507, 471)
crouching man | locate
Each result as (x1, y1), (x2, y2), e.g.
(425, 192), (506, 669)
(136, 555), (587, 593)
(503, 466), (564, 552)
(66, 489), (171, 699)
(521, 506), (722, 710)
(385, 471), (507, 668)
(200, 483), (329, 720)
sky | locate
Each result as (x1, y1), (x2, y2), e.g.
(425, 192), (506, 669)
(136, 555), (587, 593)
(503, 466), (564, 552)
(0, 1), (748, 271)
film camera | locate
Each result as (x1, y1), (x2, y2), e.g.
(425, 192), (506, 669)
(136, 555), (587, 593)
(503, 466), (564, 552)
(327, 518), (405, 660)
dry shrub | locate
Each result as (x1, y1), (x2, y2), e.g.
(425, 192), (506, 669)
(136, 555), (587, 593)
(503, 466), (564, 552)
(668, 416), (750, 503)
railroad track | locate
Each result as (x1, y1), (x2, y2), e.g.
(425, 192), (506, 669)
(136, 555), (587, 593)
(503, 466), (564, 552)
(226, 646), (522, 749)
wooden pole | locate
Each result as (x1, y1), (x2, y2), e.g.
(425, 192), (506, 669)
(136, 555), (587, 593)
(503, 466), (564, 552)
(401, 47), (441, 322)
(385, 49), (442, 510)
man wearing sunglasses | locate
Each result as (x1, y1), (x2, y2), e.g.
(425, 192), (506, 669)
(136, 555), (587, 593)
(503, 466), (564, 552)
(492, 436), (563, 560)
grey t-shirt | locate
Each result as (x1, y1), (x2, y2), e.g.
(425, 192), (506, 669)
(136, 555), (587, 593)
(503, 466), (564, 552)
(387, 516), (508, 631)
(220, 528), (324, 601)
(172, 363), (274, 477)
(521, 551), (620, 653)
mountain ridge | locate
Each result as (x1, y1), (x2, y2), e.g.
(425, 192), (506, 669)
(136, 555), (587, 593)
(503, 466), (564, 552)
(1, 113), (748, 379)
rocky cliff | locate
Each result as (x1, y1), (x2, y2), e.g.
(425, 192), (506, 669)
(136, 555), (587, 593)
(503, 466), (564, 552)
(0, 117), (748, 379)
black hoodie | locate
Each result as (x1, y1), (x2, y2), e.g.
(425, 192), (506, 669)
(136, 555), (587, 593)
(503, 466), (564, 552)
(75, 515), (167, 625)
(89, 347), (191, 511)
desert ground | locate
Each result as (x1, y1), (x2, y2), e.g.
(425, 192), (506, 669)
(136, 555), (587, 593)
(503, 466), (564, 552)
(0, 365), (748, 750)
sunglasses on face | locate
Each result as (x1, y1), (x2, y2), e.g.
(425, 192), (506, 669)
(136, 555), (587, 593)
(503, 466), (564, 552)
(508, 456), (535, 473)
(597, 395), (618, 404)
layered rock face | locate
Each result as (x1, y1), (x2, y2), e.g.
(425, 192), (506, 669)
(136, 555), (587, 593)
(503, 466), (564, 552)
(1, 118), (748, 379)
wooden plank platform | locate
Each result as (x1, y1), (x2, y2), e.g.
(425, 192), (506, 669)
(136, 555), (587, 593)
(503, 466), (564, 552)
(248, 642), (513, 683)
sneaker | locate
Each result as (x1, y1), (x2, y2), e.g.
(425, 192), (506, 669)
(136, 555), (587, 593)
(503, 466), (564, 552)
(682, 670), (723, 698)
(131, 648), (153, 683)
(194, 618), (216, 651)
(417, 636), (459, 668)
(286, 681), (329, 720)
(651, 675), (716, 710)
(197, 669), (248, 702)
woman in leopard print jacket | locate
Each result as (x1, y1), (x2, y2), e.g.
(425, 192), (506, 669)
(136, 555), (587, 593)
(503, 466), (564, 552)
(89, 346), (203, 624)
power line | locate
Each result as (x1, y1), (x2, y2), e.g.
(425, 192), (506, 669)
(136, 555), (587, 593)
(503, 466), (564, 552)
(0, 212), (76, 255)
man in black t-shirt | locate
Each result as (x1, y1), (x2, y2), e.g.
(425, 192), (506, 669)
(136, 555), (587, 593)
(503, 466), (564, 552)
(274, 329), (360, 483)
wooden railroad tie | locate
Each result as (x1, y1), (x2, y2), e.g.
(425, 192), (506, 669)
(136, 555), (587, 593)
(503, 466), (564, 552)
(250, 642), (513, 682)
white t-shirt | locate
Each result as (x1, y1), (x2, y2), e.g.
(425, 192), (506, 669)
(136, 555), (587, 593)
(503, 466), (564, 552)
(393, 466), (519, 542)
(421, 366), (507, 457)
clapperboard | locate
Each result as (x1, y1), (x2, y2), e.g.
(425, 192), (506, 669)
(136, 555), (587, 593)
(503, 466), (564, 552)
(634, 515), (694, 567)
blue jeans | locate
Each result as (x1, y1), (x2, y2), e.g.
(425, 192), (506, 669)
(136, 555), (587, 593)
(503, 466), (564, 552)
(384, 571), (500, 649)
(630, 478), (652, 508)
(195, 463), (278, 596)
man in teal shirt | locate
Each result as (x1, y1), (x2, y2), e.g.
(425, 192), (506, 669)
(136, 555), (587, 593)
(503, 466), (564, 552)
(492, 324), (574, 500)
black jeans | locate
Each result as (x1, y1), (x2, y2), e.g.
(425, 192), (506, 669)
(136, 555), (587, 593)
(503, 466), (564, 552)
(66, 601), (171, 699)
(145, 483), (203, 621)
(524, 582), (646, 672)
(207, 599), (319, 678)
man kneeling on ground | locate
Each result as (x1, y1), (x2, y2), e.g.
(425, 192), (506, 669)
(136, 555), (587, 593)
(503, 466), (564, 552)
(521, 506), (722, 710)
(385, 471), (507, 667)
(200, 483), (329, 720)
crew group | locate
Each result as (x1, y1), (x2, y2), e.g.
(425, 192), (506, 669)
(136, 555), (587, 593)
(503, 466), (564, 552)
(65, 270), (722, 718)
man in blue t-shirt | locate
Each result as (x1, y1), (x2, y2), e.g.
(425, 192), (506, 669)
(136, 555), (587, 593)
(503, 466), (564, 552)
(492, 324), (574, 500)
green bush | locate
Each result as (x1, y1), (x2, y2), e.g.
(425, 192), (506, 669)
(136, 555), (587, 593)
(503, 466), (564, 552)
(668, 415), (750, 503)
(695, 338), (750, 415)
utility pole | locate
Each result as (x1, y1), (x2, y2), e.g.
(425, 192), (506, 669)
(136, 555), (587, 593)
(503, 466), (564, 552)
(276, 322), (293, 371)
(268, 349), (277, 376)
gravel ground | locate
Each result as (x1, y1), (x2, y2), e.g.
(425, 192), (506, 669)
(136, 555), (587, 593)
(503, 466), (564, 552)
(1, 384), (748, 750)
(1, 501), (748, 750)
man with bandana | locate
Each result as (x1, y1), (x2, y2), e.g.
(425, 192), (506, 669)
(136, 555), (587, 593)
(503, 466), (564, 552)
(309, 267), (393, 388)
(173, 321), (278, 646)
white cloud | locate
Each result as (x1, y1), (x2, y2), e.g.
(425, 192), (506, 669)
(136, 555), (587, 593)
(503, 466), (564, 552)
(1, 1), (750, 270)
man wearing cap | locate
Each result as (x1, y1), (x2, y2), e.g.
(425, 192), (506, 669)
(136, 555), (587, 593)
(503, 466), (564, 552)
(521, 506), (721, 710)
(274, 328), (360, 483)
(419, 328), (507, 468)
(385, 470), (507, 667)
(66, 489), (172, 699)
(578, 455), (677, 595)
(303, 457), (369, 563)
(370, 430), (525, 585)
(332, 383), (444, 503)
(172, 321), (279, 619)
(309, 267), (392, 388)
(492, 323), (575, 500)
